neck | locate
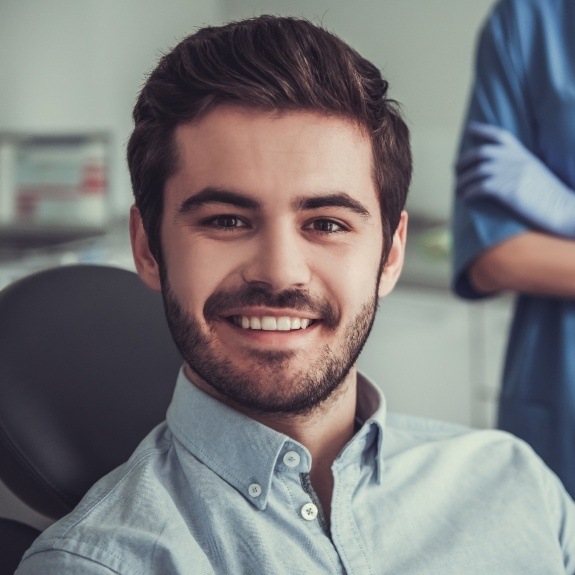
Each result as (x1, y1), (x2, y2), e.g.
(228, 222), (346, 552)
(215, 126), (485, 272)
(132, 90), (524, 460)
(257, 371), (358, 527)
(255, 370), (357, 460)
(185, 365), (359, 526)
(270, 378), (357, 525)
(251, 370), (359, 525)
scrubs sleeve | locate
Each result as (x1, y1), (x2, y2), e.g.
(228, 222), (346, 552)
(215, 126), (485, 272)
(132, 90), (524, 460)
(452, 0), (535, 300)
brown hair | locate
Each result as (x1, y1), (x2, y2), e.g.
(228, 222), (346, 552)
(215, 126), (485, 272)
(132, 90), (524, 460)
(127, 15), (411, 263)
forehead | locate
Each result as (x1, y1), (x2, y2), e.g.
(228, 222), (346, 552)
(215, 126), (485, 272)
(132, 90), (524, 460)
(168, 106), (378, 209)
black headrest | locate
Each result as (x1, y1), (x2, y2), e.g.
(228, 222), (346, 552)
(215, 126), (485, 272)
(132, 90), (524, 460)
(0, 265), (182, 519)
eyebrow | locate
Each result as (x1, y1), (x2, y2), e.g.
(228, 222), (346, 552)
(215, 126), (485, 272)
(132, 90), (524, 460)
(178, 187), (261, 214)
(178, 187), (372, 219)
(293, 193), (372, 219)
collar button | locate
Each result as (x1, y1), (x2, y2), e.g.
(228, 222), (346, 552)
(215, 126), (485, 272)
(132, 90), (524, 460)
(248, 483), (262, 498)
(283, 450), (301, 468)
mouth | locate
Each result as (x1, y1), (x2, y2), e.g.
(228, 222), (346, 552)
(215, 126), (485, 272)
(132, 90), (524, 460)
(227, 314), (317, 331)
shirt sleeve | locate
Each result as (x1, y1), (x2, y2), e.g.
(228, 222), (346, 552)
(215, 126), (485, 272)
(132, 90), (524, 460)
(452, 0), (535, 299)
(539, 456), (575, 573)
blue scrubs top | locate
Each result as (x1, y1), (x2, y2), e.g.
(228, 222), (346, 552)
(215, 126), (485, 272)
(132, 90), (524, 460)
(452, 0), (575, 497)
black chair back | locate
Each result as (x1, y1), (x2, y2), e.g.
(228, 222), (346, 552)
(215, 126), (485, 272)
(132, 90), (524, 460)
(0, 518), (42, 575)
(0, 264), (182, 520)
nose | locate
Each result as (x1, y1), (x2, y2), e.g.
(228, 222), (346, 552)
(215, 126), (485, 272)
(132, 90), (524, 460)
(242, 223), (311, 291)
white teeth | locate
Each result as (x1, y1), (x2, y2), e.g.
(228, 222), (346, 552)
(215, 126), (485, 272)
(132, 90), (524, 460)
(261, 317), (277, 331)
(249, 317), (261, 330)
(233, 315), (313, 331)
(276, 317), (291, 331)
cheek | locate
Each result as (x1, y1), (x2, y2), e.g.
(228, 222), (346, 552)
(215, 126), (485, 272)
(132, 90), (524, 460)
(163, 237), (246, 315)
(317, 247), (381, 311)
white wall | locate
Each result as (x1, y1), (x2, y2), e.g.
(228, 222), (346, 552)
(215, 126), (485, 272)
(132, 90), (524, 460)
(223, 0), (497, 220)
(0, 0), (498, 221)
(0, 0), (222, 216)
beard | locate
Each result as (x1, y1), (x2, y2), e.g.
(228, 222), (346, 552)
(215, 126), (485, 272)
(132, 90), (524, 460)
(161, 281), (379, 416)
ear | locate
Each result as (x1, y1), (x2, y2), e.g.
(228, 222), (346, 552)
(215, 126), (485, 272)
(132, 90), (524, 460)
(378, 211), (408, 298)
(130, 205), (162, 292)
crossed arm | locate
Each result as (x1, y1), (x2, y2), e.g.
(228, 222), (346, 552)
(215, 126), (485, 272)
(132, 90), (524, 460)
(456, 123), (575, 299)
(469, 232), (575, 299)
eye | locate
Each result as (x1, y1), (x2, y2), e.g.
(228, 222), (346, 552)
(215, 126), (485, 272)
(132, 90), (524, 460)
(203, 215), (248, 230)
(305, 218), (347, 233)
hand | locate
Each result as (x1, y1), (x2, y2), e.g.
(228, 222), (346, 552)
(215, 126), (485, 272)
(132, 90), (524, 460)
(456, 122), (575, 238)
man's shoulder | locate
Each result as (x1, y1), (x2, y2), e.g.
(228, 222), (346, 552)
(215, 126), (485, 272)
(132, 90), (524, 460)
(382, 412), (569, 506)
(386, 411), (471, 438)
(387, 410), (533, 447)
(384, 411), (546, 473)
(17, 423), (214, 575)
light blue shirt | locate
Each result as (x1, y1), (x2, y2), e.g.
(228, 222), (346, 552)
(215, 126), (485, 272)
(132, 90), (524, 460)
(16, 369), (575, 573)
(451, 0), (575, 496)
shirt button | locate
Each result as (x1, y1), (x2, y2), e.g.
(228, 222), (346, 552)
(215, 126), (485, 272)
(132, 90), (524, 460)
(283, 450), (301, 468)
(300, 503), (318, 521)
(248, 483), (262, 498)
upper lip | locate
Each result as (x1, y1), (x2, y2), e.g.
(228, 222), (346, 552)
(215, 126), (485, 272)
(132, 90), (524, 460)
(220, 307), (319, 319)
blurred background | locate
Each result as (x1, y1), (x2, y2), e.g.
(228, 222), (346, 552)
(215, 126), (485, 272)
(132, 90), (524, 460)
(1, 0), (514, 528)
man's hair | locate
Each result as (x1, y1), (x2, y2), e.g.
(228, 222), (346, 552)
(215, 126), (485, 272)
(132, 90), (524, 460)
(127, 15), (411, 263)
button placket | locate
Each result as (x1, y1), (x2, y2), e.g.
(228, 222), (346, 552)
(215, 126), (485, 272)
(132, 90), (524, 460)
(279, 447), (323, 526)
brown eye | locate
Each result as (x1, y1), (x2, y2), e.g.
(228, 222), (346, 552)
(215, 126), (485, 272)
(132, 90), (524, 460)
(309, 219), (344, 233)
(204, 215), (248, 230)
(215, 215), (240, 228)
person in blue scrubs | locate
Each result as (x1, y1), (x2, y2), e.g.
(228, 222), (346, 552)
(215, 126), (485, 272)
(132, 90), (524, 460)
(452, 0), (575, 497)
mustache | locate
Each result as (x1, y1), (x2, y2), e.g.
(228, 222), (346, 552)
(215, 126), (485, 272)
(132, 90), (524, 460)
(204, 285), (339, 328)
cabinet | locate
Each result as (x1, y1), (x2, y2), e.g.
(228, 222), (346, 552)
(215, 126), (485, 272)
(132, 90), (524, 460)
(358, 286), (473, 425)
(468, 295), (514, 428)
(357, 285), (514, 429)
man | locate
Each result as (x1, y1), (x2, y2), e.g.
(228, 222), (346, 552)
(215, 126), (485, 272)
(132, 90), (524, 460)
(17, 15), (575, 574)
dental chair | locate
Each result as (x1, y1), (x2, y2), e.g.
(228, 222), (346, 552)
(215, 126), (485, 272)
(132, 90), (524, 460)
(0, 264), (182, 574)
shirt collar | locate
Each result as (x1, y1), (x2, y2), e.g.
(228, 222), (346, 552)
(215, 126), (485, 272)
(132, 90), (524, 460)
(166, 369), (387, 509)
(346, 371), (387, 483)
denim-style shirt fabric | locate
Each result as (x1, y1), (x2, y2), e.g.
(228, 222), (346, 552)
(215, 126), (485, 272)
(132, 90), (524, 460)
(17, 369), (575, 574)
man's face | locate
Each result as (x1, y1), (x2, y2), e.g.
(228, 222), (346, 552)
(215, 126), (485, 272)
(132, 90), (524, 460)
(132, 106), (406, 415)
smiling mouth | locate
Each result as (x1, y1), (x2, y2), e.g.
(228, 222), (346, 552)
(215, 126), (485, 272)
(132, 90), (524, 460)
(228, 315), (316, 331)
